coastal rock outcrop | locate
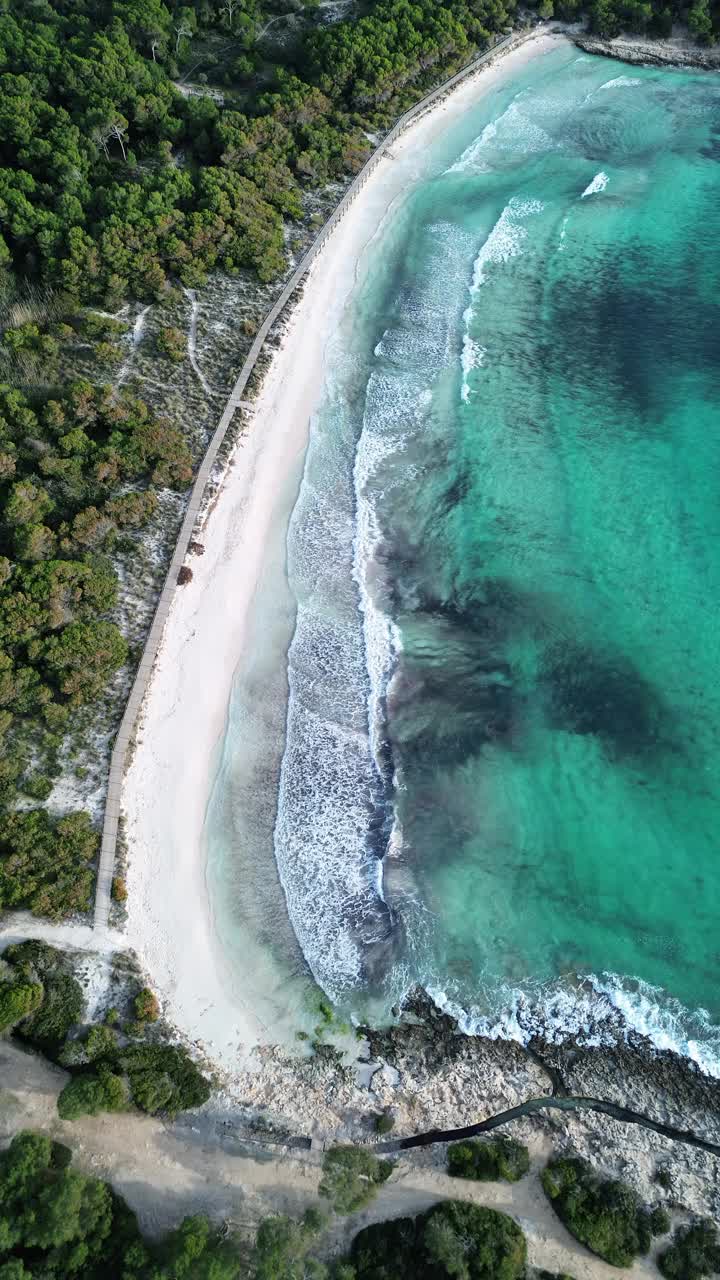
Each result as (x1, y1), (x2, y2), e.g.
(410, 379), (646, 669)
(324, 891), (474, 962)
(572, 33), (720, 67)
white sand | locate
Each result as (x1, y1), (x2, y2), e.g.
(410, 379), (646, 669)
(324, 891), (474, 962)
(122, 31), (568, 1074)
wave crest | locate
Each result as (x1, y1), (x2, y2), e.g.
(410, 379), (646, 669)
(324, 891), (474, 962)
(428, 972), (720, 1078)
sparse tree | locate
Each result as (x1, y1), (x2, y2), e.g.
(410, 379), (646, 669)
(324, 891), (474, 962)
(93, 117), (129, 162)
(220, 0), (241, 25)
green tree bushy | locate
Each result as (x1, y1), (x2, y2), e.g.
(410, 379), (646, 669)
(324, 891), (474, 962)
(348, 1201), (527, 1280)
(658, 1219), (720, 1280)
(447, 1135), (530, 1183)
(0, 1131), (241, 1278)
(55, 1039), (211, 1120)
(3, 940), (85, 1049)
(2, 942), (211, 1122)
(254, 1208), (327, 1280)
(541, 1156), (665, 1268)
(0, 0), (711, 929)
(0, 977), (43, 1032)
(57, 1070), (127, 1121)
(319, 1146), (393, 1214)
(0, 376), (192, 913)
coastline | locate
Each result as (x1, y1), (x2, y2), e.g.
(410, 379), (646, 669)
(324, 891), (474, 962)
(1, 22), (719, 1277)
(122, 29), (570, 1072)
(571, 30), (720, 67)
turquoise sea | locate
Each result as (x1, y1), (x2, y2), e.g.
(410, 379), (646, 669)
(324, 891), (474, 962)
(213, 43), (720, 1068)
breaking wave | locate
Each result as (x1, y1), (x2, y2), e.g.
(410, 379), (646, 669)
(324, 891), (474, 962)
(265, 44), (720, 1087)
(273, 224), (475, 999)
(460, 198), (544, 400)
(446, 93), (556, 173)
(599, 75), (643, 90)
(429, 973), (720, 1078)
(581, 170), (610, 197)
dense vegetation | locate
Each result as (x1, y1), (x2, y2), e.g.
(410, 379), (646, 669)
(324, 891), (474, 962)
(347, 1201), (527, 1280)
(253, 1207), (329, 1280)
(0, 0), (714, 920)
(658, 1219), (720, 1280)
(0, 1131), (239, 1279)
(447, 1136), (530, 1183)
(541, 1156), (669, 1268)
(0, 1133), (537, 1280)
(0, 0), (523, 917)
(0, 0), (713, 919)
(1, 941), (210, 1119)
(0, 377), (192, 914)
(0, 0), (526, 315)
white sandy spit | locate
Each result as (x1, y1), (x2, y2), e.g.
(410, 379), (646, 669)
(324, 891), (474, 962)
(122, 31), (569, 1077)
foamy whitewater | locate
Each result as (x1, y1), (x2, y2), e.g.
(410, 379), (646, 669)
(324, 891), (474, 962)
(581, 170), (609, 197)
(210, 44), (720, 1073)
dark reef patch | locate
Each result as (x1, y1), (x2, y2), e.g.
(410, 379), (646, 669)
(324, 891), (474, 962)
(543, 247), (720, 423)
(384, 578), (526, 769)
(540, 642), (662, 758)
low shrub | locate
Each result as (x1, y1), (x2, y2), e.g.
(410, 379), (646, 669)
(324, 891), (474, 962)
(157, 326), (186, 362)
(58, 1037), (90, 1068)
(447, 1136), (530, 1183)
(134, 987), (160, 1022)
(111, 876), (128, 902)
(374, 1111), (394, 1135)
(541, 1157), (654, 1267)
(320, 1146), (393, 1214)
(119, 1042), (211, 1116)
(658, 1220), (720, 1280)
(650, 1207), (672, 1237)
(85, 1024), (119, 1061)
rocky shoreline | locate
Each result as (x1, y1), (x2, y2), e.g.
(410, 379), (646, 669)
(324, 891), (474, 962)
(5, 984), (719, 1246)
(362, 990), (720, 1143)
(194, 986), (720, 1230)
(572, 30), (720, 68)
(359, 993), (720, 1222)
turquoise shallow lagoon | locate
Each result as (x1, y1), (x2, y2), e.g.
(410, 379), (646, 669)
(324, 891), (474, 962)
(217, 42), (720, 1066)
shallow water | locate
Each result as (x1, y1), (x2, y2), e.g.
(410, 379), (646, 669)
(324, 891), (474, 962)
(210, 45), (720, 1067)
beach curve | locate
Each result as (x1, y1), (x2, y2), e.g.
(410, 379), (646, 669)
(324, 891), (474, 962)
(120, 29), (571, 1074)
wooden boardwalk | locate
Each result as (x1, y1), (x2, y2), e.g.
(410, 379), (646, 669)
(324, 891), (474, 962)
(93, 30), (524, 930)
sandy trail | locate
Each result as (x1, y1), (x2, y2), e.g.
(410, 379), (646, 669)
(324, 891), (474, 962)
(0, 1038), (661, 1277)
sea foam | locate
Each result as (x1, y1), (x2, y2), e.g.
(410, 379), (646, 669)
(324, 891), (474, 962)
(447, 94), (555, 174)
(581, 170), (610, 198)
(273, 224), (474, 998)
(460, 198), (544, 401)
(428, 972), (720, 1078)
(599, 75), (643, 90)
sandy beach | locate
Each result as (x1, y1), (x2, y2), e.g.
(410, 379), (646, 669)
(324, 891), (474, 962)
(122, 30), (569, 1075)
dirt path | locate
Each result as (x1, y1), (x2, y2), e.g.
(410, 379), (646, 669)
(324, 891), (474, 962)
(0, 1039), (661, 1276)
